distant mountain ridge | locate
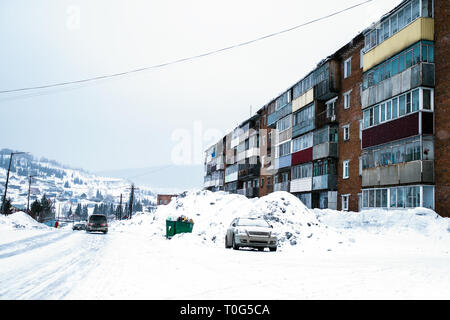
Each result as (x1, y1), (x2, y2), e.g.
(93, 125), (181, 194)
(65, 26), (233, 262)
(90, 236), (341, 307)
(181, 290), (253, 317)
(0, 148), (156, 215)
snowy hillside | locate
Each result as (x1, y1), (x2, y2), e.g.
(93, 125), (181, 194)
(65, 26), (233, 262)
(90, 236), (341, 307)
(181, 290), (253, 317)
(0, 149), (156, 218)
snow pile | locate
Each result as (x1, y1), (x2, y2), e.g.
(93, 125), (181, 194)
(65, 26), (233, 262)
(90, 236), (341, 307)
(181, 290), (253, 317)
(315, 207), (450, 237)
(0, 211), (49, 230)
(111, 190), (340, 250)
(110, 190), (449, 253)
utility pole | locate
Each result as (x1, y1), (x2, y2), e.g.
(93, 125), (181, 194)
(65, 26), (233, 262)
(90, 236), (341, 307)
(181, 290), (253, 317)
(27, 175), (36, 216)
(128, 184), (134, 220)
(2, 151), (26, 215)
(127, 184), (139, 220)
(118, 193), (123, 220)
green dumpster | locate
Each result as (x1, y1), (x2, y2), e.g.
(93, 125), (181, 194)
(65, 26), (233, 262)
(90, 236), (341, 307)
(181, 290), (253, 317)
(166, 219), (177, 238)
(166, 217), (194, 238)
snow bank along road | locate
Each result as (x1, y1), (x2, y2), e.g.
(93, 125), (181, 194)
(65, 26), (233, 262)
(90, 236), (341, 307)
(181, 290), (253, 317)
(1, 191), (450, 299)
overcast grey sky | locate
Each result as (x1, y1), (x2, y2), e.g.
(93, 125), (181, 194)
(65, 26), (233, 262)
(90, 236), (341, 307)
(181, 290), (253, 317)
(0, 0), (402, 175)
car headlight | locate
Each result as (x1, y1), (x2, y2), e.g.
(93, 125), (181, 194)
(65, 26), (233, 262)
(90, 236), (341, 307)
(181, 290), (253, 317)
(237, 229), (247, 235)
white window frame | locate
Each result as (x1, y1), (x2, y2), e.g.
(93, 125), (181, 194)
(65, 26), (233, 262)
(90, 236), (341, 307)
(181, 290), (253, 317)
(343, 124), (350, 141)
(344, 90), (352, 109)
(344, 57), (352, 78)
(343, 160), (350, 179)
(341, 194), (350, 211)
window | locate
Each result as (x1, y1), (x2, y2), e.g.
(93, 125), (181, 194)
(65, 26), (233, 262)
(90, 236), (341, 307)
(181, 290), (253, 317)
(326, 98), (337, 119)
(278, 141), (291, 157)
(292, 132), (313, 153)
(342, 195), (349, 211)
(359, 156), (362, 176)
(292, 163), (312, 180)
(423, 89), (432, 110)
(344, 90), (351, 109)
(399, 94), (406, 116)
(261, 178), (264, 188)
(359, 120), (363, 141)
(386, 101), (392, 120)
(276, 115), (291, 132)
(344, 57), (351, 78)
(343, 125), (350, 141)
(343, 160), (349, 179)
(314, 125), (337, 145)
(293, 103), (314, 127)
(391, 14), (398, 34)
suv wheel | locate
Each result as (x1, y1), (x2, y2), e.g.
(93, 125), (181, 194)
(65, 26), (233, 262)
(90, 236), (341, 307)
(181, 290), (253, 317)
(232, 235), (239, 250)
(225, 235), (231, 249)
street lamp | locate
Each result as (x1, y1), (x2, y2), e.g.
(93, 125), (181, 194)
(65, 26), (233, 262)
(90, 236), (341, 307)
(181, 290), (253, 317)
(2, 151), (28, 215)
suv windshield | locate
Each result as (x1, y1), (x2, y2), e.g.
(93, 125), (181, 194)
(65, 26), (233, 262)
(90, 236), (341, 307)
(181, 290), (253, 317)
(237, 218), (269, 227)
(89, 215), (107, 223)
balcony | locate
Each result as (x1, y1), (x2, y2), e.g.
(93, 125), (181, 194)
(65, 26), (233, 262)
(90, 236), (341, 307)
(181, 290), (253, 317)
(314, 78), (339, 102)
(292, 120), (315, 138)
(290, 177), (312, 193)
(362, 62), (435, 109)
(313, 142), (338, 160)
(274, 181), (290, 192)
(292, 88), (314, 113)
(362, 160), (434, 187)
(291, 147), (313, 166)
(274, 155), (291, 170)
(315, 110), (337, 129)
(238, 164), (260, 180)
(362, 112), (420, 149)
(268, 112), (277, 127)
(363, 17), (434, 72)
(275, 102), (292, 122)
(312, 174), (337, 191)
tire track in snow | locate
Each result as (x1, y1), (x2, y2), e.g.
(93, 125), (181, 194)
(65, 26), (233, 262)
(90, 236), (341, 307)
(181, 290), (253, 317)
(0, 231), (72, 259)
(0, 232), (108, 299)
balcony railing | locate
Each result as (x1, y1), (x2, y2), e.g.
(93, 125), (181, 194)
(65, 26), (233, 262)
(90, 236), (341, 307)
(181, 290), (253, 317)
(315, 110), (337, 128)
(268, 112), (277, 127)
(313, 142), (338, 160)
(273, 181), (290, 192)
(314, 78), (339, 101)
(362, 62), (435, 109)
(362, 160), (433, 187)
(312, 174), (337, 191)
(275, 102), (292, 122)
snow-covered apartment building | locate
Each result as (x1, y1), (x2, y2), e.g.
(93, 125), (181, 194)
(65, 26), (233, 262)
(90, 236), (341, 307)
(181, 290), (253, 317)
(204, 0), (449, 217)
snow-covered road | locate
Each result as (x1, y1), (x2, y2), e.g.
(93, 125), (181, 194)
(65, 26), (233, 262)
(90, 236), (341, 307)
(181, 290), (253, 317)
(1, 227), (450, 300)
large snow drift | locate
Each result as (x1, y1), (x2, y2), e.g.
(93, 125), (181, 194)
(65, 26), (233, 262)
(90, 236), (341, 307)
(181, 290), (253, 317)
(111, 190), (450, 252)
(0, 211), (49, 231)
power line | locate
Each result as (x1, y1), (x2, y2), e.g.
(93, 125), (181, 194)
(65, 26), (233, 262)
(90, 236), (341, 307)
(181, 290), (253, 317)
(0, 0), (373, 95)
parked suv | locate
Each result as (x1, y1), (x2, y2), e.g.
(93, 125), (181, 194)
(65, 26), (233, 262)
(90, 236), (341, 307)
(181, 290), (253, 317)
(225, 217), (277, 251)
(86, 214), (108, 234)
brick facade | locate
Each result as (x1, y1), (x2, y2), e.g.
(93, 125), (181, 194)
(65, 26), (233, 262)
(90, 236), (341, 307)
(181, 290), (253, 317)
(336, 34), (364, 212)
(434, 0), (450, 217)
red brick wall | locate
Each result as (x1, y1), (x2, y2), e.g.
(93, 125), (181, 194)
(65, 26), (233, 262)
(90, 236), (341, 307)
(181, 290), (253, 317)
(336, 34), (365, 212)
(157, 194), (177, 205)
(434, 0), (450, 217)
